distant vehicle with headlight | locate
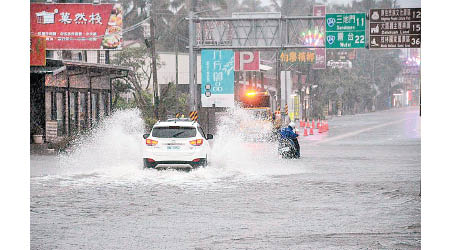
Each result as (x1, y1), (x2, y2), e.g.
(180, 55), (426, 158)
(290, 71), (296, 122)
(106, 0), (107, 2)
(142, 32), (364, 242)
(238, 90), (275, 142)
(142, 118), (213, 170)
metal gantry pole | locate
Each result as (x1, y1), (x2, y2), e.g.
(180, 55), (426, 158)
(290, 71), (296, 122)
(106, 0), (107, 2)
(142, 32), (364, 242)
(188, 11), (196, 112)
(276, 51), (281, 114)
(283, 66), (287, 124)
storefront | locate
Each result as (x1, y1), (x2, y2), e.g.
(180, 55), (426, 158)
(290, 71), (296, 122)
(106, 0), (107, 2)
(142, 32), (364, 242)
(30, 59), (129, 143)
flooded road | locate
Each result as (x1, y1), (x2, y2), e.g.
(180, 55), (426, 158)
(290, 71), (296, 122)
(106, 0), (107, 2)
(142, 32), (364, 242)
(31, 107), (420, 249)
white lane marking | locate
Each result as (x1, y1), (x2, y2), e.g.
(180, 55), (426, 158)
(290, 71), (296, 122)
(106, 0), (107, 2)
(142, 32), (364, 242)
(314, 118), (411, 145)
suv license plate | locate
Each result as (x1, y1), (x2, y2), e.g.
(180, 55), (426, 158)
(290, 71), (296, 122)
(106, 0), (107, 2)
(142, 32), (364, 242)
(167, 146), (180, 150)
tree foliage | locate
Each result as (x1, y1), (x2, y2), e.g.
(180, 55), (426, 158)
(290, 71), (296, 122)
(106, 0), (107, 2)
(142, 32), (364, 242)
(111, 45), (161, 113)
(111, 45), (190, 129)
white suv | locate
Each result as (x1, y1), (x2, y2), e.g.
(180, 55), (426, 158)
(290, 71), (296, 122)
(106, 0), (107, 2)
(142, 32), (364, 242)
(142, 118), (213, 170)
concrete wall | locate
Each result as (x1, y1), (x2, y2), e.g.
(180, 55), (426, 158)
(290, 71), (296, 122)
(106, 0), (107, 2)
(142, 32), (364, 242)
(151, 52), (202, 86)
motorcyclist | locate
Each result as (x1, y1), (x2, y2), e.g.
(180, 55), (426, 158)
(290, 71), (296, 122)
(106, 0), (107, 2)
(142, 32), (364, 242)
(279, 122), (300, 158)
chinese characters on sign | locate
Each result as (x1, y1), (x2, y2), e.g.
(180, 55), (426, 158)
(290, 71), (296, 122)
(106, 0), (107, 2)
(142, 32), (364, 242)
(279, 50), (316, 64)
(369, 8), (421, 48)
(326, 49), (356, 69)
(201, 50), (235, 108)
(56, 12), (102, 25)
(31, 3), (123, 50)
(327, 49), (356, 61)
(326, 13), (366, 49)
(312, 5), (326, 69)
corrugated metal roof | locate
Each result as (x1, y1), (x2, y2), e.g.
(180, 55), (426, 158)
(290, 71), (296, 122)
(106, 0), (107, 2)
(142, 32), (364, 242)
(62, 60), (131, 71)
(31, 59), (131, 75)
(30, 66), (61, 74)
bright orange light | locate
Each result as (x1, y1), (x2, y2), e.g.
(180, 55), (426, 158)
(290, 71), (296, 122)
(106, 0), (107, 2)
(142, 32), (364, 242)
(189, 139), (203, 146)
(246, 91), (257, 97)
(146, 139), (158, 146)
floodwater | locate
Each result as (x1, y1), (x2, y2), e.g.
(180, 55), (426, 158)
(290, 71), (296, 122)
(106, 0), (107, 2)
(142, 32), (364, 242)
(31, 107), (421, 249)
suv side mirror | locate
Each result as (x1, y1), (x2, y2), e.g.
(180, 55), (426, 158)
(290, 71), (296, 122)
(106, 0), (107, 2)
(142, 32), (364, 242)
(143, 134), (150, 139)
(206, 134), (213, 140)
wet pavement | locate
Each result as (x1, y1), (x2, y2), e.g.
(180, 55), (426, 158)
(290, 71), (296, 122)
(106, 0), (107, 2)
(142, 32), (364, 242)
(31, 107), (421, 249)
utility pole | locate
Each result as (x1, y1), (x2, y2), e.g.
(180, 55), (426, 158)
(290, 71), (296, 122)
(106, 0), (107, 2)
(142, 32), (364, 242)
(372, 56), (376, 112)
(175, 37), (179, 87)
(306, 63), (311, 121)
(150, 6), (159, 118)
(175, 35), (179, 112)
(188, 0), (197, 112)
(306, 7), (313, 122)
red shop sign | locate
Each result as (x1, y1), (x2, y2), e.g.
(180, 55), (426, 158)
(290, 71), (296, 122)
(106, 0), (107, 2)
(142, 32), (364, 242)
(30, 3), (123, 50)
(30, 36), (46, 66)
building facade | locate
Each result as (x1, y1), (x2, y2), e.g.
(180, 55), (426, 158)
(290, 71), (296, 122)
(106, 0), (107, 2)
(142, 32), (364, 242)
(31, 59), (129, 143)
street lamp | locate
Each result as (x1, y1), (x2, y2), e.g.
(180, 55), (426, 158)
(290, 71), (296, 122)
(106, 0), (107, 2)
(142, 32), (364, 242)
(142, 22), (151, 47)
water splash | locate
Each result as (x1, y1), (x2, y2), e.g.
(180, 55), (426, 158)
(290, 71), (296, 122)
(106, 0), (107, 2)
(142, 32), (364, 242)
(56, 108), (144, 176)
(211, 107), (306, 178)
(35, 107), (306, 186)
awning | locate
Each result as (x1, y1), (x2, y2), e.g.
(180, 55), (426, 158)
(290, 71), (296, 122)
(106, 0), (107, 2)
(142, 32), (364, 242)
(30, 66), (62, 74)
(30, 59), (131, 78)
(260, 64), (272, 71)
(62, 60), (131, 72)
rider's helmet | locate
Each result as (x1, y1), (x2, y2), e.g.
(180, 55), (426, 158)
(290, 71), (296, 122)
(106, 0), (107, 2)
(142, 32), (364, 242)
(289, 121), (296, 129)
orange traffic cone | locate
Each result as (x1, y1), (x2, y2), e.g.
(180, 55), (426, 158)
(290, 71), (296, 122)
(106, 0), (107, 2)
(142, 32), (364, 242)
(318, 122), (322, 133)
(306, 122), (310, 128)
(312, 120), (315, 129)
(303, 127), (308, 136)
(300, 120), (304, 127)
(325, 121), (329, 131)
(309, 126), (314, 135)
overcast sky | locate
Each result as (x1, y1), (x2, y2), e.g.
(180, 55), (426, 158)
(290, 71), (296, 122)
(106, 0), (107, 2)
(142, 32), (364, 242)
(260, 0), (421, 8)
(325, 0), (420, 8)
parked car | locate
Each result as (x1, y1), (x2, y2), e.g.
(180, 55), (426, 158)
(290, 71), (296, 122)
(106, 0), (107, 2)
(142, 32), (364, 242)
(142, 118), (213, 170)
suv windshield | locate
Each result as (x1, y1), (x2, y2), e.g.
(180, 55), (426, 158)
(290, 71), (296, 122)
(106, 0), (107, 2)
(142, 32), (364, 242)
(152, 126), (196, 138)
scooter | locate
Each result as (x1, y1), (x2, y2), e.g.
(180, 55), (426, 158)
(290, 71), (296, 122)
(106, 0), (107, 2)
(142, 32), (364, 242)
(278, 137), (300, 159)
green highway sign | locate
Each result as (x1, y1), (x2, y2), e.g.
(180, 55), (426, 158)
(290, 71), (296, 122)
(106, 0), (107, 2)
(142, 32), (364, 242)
(326, 13), (366, 32)
(325, 30), (366, 49)
(326, 13), (366, 49)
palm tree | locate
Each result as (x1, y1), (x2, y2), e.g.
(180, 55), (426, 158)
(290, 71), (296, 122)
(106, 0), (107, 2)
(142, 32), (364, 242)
(239, 0), (271, 12)
(270, 0), (311, 16)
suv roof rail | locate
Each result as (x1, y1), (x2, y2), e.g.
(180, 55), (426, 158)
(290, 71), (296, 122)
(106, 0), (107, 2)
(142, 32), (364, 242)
(167, 118), (191, 122)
